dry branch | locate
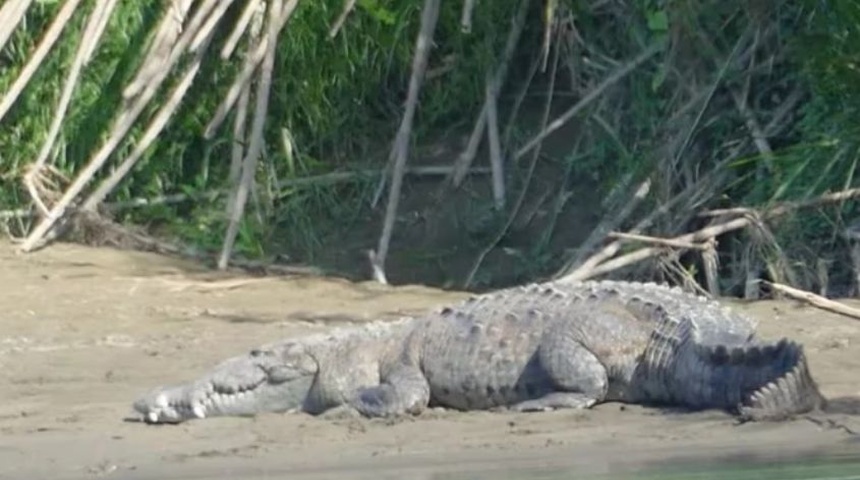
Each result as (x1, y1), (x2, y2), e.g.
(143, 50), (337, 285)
(204, 0), (297, 139)
(607, 231), (708, 251)
(459, 0), (476, 33)
(0, 0), (83, 124)
(765, 281), (860, 321)
(221, 0), (262, 59)
(219, 0), (299, 270)
(485, 74), (505, 210)
(369, 0), (440, 284)
(564, 187), (860, 281)
(448, 0), (530, 188)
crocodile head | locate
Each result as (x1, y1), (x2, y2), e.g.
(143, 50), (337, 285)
(133, 342), (318, 424)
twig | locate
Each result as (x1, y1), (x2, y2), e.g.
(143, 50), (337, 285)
(607, 231), (708, 250)
(369, 0), (440, 284)
(328, 0), (356, 38)
(448, 0), (530, 188)
(485, 74), (505, 210)
(764, 281), (860, 321)
(513, 41), (664, 161)
(464, 25), (564, 288)
(219, 0), (299, 270)
(0, 0), (83, 124)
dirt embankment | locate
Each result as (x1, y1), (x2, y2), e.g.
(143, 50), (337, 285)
(0, 241), (858, 480)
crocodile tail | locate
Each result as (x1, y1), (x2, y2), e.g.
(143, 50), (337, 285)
(735, 340), (826, 421)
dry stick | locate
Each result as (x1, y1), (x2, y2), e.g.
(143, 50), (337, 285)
(24, 0), (118, 216)
(328, 0), (356, 38)
(124, 0), (194, 99)
(583, 188), (860, 280)
(607, 231), (708, 251)
(204, 0), (296, 139)
(485, 74), (505, 210)
(368, 0), (441, 284)
(764, 281), (860, 321)
(513, 42), (663, 161)
(0, 0), (83, 123)
(191, 0), (238, 52)
(18, 0), (222, 252)
(81, 34), (215, 211)
(0, 0), (34, 54)
(463, 26), (564, 289)
(221, 0), (261, 58)
(218, 0), (299, 270)
(459, 0), (476, 33)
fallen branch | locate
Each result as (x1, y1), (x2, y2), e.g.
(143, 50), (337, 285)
(369, 0), (441, 284)
(765, 281), (860, 321)
(607, 231), (709, 251)
(569, 187), (860, 281)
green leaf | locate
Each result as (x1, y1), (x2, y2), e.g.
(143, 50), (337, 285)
(647, 10), (669, 32)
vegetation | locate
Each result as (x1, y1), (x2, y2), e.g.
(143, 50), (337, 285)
(0, 0), (858, 295)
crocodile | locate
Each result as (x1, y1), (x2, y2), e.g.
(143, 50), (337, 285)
(133, 280), (825, 424)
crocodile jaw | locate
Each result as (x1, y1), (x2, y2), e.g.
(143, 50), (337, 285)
(134, 376), (315, 423)
(132, 344), (318, 424)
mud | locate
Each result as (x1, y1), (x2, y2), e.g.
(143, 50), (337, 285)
(0, 241), (858, 479)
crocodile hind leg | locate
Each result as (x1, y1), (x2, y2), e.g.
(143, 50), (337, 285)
(508, 324), (609, 412)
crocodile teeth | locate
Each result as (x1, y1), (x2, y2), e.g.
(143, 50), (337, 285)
(147, 411), (159, 423)
(192, 404), (206, 419)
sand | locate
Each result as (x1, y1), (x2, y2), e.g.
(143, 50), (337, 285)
(0, 242), (858, 479)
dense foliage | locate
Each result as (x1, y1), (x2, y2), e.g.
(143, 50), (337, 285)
(0, 0), (858, 292)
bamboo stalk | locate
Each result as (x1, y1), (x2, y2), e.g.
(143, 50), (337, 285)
(0, 0), (83, 123)
(0, 0), (34, 55)
(218, 0), (300, 270)
(81, 32), (215, 211)
(204, 0), (298, 139)
(124, 0), (195, 99)
(24, 0), (119, 216)
(221, 0), (262, 59)
(485, 73), (505, 210)
(369, 0), (441, 284)
(18, 0), (223, 252)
